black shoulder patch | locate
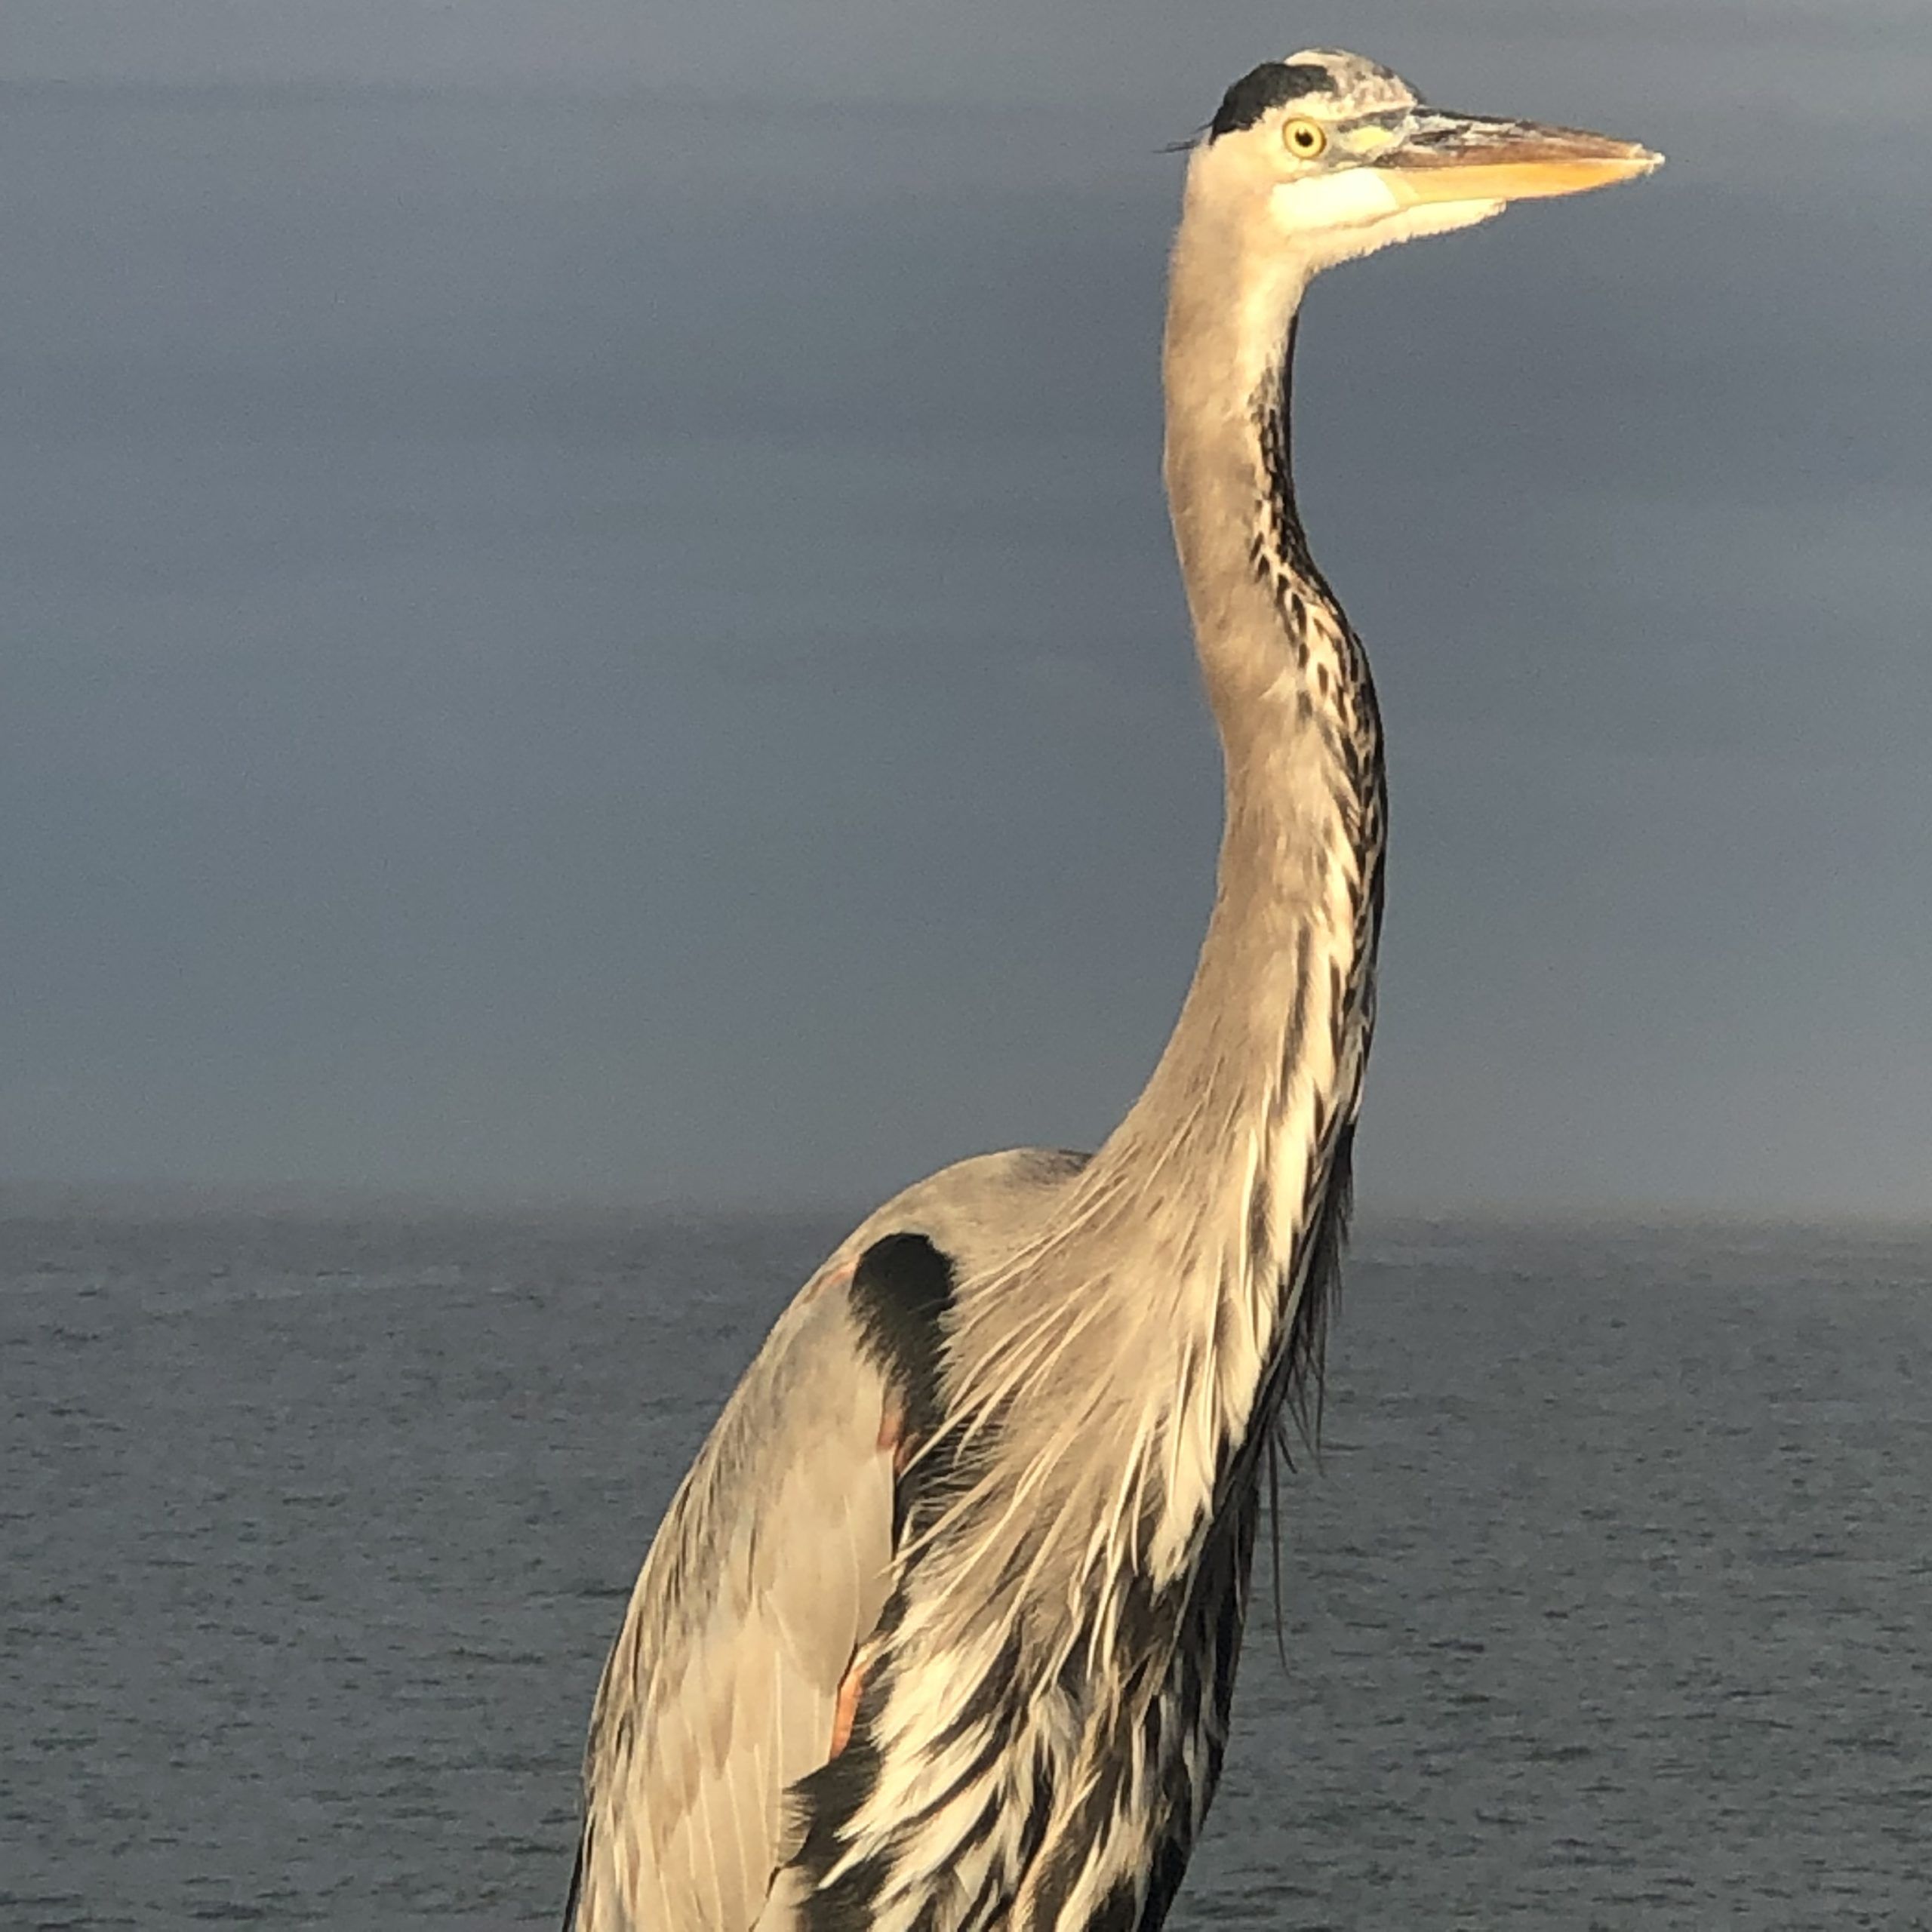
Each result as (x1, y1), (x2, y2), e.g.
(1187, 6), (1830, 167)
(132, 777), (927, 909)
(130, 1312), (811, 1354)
(848, 1231), (955, 1441)
(795, 1236), (961, 1932)
(1209, 60), (1336, 139)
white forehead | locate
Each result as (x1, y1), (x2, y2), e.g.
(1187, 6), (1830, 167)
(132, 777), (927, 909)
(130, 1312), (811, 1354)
(1283, 48), (1421, 117)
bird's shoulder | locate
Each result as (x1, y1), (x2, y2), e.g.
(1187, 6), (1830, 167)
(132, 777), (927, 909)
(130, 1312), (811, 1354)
(569, 1146), (1090, 1929)
(622, 1143), (1091, 1647)
(678, 1141), (1094, 1502)
(837, 1143), (1093, 1278)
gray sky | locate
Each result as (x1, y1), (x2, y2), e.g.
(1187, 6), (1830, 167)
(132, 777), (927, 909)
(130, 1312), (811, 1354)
(3, 2), (1927, 1214)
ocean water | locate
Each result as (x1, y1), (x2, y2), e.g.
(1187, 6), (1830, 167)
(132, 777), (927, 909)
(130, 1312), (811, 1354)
(3, 1209), (1927, 1929)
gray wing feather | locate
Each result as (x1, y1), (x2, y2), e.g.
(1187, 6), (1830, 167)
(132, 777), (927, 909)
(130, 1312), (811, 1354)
(565, 1149), (1092, 1932)
(569, 1270), (896, 1932)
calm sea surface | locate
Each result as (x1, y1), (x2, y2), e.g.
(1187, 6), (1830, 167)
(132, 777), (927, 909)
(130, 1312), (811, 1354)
(3, 1211), (1928, 1928)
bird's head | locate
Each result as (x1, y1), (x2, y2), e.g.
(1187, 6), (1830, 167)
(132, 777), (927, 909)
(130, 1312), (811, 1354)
(1187, 48), (1660, 275)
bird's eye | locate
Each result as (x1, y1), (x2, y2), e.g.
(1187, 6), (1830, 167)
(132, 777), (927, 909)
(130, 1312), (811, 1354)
(1283, 118), (1327, 158)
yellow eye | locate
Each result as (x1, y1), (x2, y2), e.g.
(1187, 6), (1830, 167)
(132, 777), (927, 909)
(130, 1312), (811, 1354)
(1282, 117), (1327, 158)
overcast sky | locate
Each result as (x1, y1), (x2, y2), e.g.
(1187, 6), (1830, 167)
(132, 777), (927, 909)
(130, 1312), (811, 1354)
(3, 2), (1927, 1214)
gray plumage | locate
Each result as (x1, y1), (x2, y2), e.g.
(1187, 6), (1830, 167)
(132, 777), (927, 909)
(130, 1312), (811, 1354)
(564, 48), (1658, 1932)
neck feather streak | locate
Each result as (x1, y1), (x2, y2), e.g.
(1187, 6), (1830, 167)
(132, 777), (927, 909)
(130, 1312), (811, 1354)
(944, 216), (1386, 1601)
(1081, 260), (1387, 1556)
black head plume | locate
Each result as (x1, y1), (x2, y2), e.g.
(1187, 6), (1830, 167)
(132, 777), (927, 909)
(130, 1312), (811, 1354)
(1209, 61), (1337, 140)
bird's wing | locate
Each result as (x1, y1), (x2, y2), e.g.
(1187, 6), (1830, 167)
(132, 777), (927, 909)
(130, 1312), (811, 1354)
(566, 1258), (897, 1932)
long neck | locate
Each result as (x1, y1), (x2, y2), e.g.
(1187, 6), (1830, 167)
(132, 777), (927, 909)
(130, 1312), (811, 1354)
(1088, 192), (1385, 1335)
(932, 193), (1389, 1617)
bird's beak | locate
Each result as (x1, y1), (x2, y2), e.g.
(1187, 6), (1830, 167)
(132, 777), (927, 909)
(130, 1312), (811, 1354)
(1374, 112), (1661, 205)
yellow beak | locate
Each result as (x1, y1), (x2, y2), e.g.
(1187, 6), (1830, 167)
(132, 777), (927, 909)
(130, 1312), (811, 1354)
(1377, 115), (1662, 205)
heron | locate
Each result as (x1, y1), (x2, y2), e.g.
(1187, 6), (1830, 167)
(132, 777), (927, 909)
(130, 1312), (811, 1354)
(565, 48), (1657, 1932)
